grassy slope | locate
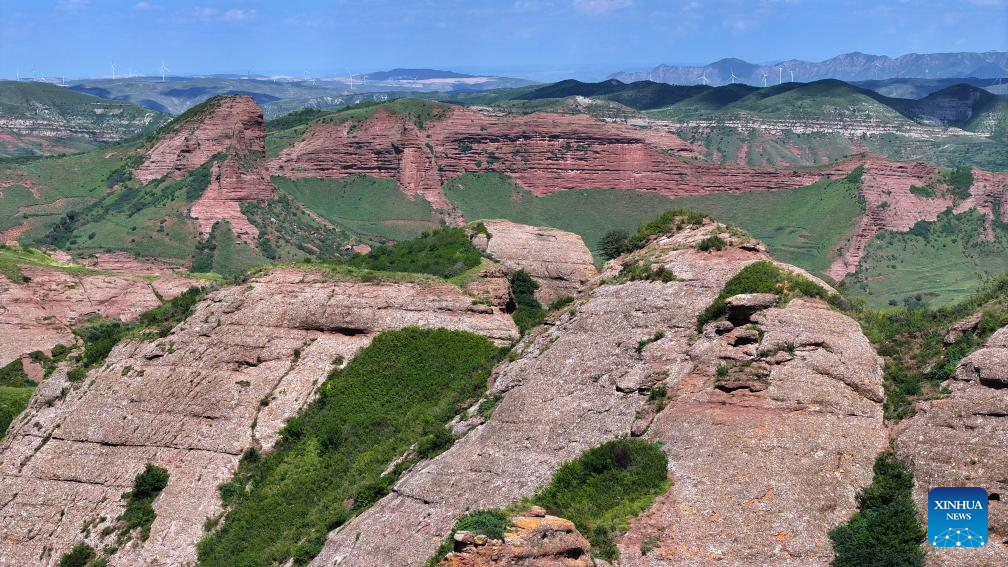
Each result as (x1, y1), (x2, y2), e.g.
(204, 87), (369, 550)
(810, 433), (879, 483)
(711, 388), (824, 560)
(272, 175), (439, 242)
(197, 328), (502, 567)
(845, 209), (1008, 307)
(0, 359), (36, 443)
(444, 172), (863, 278)
(668, 177), (864, 276)
(443, 173), (681, 262)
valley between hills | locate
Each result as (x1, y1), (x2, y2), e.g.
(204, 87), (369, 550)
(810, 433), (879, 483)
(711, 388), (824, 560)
(0, 76), (1007, 567)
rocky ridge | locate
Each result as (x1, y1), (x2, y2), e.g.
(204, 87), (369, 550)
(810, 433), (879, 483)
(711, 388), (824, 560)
(0, 252), (202, 366)
(132, 95), (274, 243)
(310, 220), (886, 567)
(0, 267), (518, 567)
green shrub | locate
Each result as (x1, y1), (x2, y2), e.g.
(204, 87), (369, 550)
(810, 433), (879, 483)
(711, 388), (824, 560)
(425, 510), (512, 566)
(944, 166), (973, 200)
(697, 261), (832, 329)
(534, 438), (669, 561)
(111, 464), (170, 544)
(696, 234), (726, 252)
(829, 452), (924, 567)
(845, 165), (865, 184)
(197, 328), (501, 566)
(549, 296), (575, 310)
(628, 209), (709, 250)
(57, 543), (98, 567)
(345, 227), (481, 278)
(509, 270), (545, 334)
(617, 262), (679, 283)
(598, 230), (630, 260)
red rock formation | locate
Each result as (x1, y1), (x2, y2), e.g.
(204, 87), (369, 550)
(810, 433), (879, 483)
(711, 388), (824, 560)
(133, 95), (273, 243)
(824, 155), (1008, 281)
(0, 252), (203, 366)
(269, 106), (825, 210)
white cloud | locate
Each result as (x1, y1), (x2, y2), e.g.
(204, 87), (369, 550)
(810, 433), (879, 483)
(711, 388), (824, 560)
(133, 1), (153, 10)
(192, 7), (256, 23)
(571, 0), (632, 16)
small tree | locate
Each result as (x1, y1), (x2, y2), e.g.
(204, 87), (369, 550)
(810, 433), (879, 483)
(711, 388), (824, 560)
(598, 230), (630, 260)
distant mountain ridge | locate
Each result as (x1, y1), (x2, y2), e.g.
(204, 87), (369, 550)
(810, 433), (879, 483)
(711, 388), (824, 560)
(611, 51), (1008, 87)
(364, 68), (474, 81)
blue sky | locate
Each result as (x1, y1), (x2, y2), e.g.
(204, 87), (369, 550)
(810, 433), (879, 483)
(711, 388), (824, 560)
(1, 0), (1006, 81)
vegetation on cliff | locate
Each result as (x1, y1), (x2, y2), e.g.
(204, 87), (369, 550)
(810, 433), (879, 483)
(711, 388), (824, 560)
(829, 452), (925, 567)
(508, 269), (545, 333)
(197, 327), (503, 566)
(697, 260), (834, 328)
(0, 359), (36, 442)
(344, 227), (481, 278)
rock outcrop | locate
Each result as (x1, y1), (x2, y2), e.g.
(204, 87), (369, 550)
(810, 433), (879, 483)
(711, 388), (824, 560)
(0, 268), (518, 567)
(268, 105), (826, 210)
(310, 221), (885, 567)
(132, 95), (274, 242)
(825, 155), (1008, 281)
(894, 325), (1008, 566)
(0, 252), (201, 366)
(440, 507), (594, 567)
(472, 220), (598, 306)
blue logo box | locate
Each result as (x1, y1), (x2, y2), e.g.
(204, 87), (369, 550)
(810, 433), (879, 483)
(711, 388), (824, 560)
(928, 487), (989, 548)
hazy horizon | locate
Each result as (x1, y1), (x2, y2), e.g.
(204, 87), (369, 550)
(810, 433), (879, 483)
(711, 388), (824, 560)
(1, 0), (1006, 82)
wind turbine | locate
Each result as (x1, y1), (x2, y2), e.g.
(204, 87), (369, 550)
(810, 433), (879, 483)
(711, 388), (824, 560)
(160, 61), (168, 82)
(761, 69), (768, 87)
(111, 62), (117, 81)
(347, 71), (354, 91)
(697, 70), (710, 85)
(778, 66), (783, 85)
(729, 68), (738, 85)
(789, 68), (794, 82)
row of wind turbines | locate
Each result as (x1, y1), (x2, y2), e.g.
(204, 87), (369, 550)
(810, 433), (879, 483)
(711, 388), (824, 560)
(692, 65), (796, 87)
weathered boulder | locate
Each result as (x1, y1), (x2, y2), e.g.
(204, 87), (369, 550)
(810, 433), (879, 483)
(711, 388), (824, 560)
(473, 220), (597, 306)
(894, 326), (1008, 566)
(0, 253), (202, 366)
(724, 292), (778, 325)
(439, 507), (594, 567)
(310, 221), (885, 567)
(0, 268), (518, 567)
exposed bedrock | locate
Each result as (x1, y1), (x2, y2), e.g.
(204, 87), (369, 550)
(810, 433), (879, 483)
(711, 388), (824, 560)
(0, 268), (517, 567)
(310, 222), (886, 567)
(894, 325), (1008, 566)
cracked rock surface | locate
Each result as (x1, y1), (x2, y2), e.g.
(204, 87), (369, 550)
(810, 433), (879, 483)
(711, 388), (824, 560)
(311, 222), (885, 567)
(0, 267), (517, 567)
(894, 325), (1008, 566)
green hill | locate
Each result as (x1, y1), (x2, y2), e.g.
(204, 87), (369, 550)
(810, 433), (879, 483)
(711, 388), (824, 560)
(0, 81), (167, 157)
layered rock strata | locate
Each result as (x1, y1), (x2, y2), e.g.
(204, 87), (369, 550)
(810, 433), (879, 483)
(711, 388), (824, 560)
(0, 268), (518, 567)
(310, 222), (886, 567)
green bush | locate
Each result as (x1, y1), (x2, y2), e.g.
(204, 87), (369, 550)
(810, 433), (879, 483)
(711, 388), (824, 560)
(425, 510), (512, 566)
(197, 328), (501, 566)
(697, 261), (832, 329)
(628, 209), (709, 250)
(944, 166), (973, 200)
(598, 230), (630, 260)
(829, 452), (924, 567)
(509, 270), (545, 333)
(534, 438), (669, 561)
(845, 165), (865, 184)
(345, 227), (481, 278)
(696, 234), (725, 252)
(109, 464), (170, 544)
(57, 543), (98, 567)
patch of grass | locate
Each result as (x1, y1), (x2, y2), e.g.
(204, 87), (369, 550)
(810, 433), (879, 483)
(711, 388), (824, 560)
(845, 209), (1008, 307)
(0, 244), (101, 283)
(616, 262), (679, 283)
(0, 382), (35, 442)
(829, 452), (924, 567)
(943, 166), (973, 200)
(549, 296), (575, 310)
(696, 234), (726, 252)
(534, 438), (669, 561)
(667, 176), (864, 276)
(196, 328), (503, 567)
(509, 270), (545, 334)
(344, 227), (481, 279)
(425, 510), (513, 567)
(190, 221), (268, 278)
(272, 175), (439, 242)
(698, 260), (833, 329)
(635, 330), (665, 354)
(846, 274), (1008, 420)
(628, 209), (710, 250)
(443, 173), (690, 263)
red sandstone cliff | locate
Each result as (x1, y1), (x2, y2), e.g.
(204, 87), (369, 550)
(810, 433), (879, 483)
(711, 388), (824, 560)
(268, 106), (825, 210)
(133, 95), (273, 243)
